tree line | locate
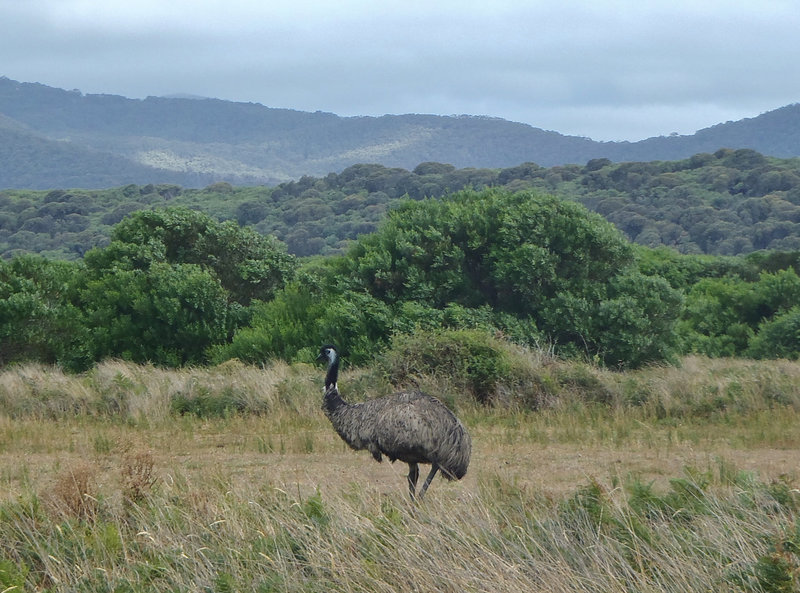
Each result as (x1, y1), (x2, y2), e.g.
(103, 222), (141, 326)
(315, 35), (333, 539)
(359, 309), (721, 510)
(2, 190), (799, 373)
(2, 149), (800, 260)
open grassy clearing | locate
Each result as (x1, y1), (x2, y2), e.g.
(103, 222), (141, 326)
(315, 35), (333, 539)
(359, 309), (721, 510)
(2, 354), (800, 591)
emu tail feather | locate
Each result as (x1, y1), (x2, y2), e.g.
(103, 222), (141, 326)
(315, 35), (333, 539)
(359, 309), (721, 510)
(436, 421), (472, 481)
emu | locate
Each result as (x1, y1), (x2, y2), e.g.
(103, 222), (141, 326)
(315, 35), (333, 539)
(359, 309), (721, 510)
(317, 345), (471, 501)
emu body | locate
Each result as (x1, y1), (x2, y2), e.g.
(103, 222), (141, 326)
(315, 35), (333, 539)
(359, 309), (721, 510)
(318, 345), (471, 500)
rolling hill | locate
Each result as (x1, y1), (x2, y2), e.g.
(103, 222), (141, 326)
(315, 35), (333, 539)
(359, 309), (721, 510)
(1, 76), (799, 189)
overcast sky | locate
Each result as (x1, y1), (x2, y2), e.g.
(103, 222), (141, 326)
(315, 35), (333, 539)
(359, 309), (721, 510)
(1, 0), (798, 141)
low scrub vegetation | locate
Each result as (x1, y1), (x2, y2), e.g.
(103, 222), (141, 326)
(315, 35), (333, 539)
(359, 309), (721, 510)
(3, 339), (799, 424)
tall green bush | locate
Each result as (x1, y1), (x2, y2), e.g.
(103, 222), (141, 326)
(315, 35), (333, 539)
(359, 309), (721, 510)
(0, 255), (90, 370)
(81, 262), (232, 366)
(679, 268), (800, 358)
(105, 207), (296, 305)
(747, 307), (800, 360)
(210, 285), (394, 365)
(73, 207), (297, 367)
(337, 189), (681, 367)
(381, 329), (513, 403)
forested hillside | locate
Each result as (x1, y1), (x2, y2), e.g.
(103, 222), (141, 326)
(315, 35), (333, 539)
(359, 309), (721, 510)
(2, 77), (800, 188)
(1, 149), (798, 259)
(0, 120), (206, 189)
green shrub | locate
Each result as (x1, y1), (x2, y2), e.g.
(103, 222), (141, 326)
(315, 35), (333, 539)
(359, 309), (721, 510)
(748, 307), (800, 360)
(211, 285), (393, 366)
(171, 386), (250, 418)
(381, 329), (512, 403)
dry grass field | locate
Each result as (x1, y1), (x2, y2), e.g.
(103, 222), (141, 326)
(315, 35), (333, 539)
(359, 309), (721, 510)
(2, 354), (800, 591)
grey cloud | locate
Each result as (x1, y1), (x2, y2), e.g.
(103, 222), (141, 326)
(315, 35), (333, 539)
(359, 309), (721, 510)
(0, 1), (798, 141)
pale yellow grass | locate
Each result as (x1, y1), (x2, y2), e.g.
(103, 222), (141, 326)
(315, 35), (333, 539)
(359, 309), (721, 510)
(3, 357), (800, 592)
(1, 355), (800, 505)
(2, 408), (799, 507)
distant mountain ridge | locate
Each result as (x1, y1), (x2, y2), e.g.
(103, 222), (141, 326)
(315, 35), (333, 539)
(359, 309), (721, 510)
(1, 76), (799, 189)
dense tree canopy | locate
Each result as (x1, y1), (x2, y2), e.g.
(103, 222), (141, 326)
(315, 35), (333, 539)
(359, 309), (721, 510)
(2, 187), (800, 372)
(3, 150), (800, 260)
(217, 189), (683, 368)
(99, 208), (296, 305)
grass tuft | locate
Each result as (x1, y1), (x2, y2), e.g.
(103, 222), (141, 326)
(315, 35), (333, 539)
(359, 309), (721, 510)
(49, 462), (98, 521)
(120, 445), (158, 506)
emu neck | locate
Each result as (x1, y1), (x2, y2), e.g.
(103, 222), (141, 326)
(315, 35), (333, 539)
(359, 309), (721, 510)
(323, 385), (348, 416)
(323, 353), (349, 416)
(325, 354), (339, 391)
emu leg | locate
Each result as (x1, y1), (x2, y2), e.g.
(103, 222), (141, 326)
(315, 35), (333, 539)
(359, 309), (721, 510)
(407, 463), (419, 500)
(417, 464), (439, 501)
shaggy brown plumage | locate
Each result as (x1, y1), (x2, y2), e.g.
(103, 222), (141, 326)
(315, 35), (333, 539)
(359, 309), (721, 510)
(318, 345), (471, 500)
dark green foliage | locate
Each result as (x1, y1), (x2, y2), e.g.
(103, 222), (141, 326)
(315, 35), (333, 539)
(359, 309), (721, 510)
(216, 186), (684, 368)
(635, 246), (764, 289)
(747, 307), (800, 360)
(336, 189), (680, 367)
(73, 208), (296, 367)
(208, 285), (318, 365)
(679, 268), (800, 358)
(0, 558), (29, 589)
(753, 553), (797, 593)
(5, 175), (800, 370)
(750, 523), (800, 593)
(560, 479), (611, 528)
(4, 149), (800, 261)
(81, 262), (232, 366)
(211, 283), (394, 366)
(586, 271), (683, 367)
(105, 207), (296, 305)
(0, 184), (275, 260)
(0, 208), (296, 369)
(0, 255), (91, 370)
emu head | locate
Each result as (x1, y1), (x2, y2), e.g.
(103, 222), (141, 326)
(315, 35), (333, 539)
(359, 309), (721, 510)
(317, 344), (337, 364)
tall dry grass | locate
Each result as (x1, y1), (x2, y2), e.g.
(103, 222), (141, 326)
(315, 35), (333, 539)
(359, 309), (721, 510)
(1, 352), (800, 591)
(1, 462), (798, 592)
(0, 358), (302, 423)
(1, 352), (799, 426)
